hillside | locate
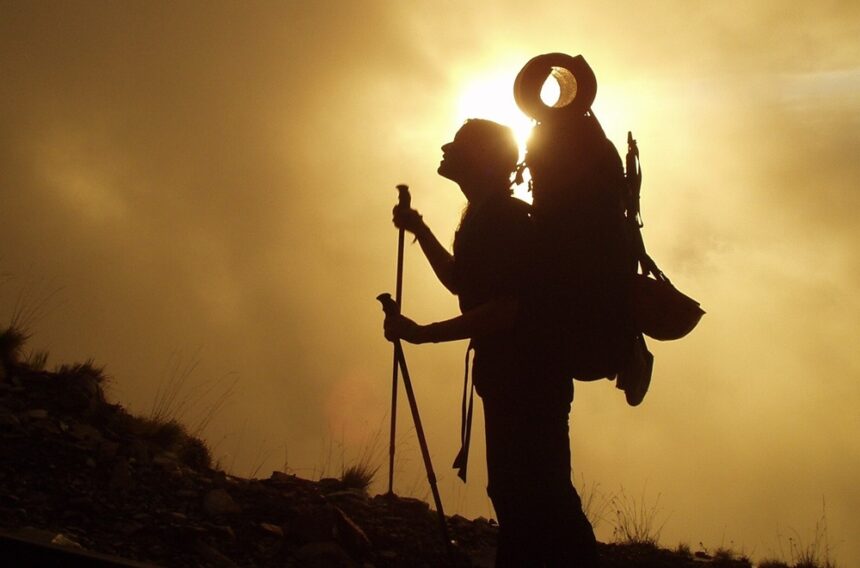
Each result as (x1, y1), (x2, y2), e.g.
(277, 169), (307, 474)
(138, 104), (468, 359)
(0, 330), (757, 567)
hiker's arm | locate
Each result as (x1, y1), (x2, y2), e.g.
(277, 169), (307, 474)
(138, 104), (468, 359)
(384, 297), (518, 344)
(392, 205), (456, 292)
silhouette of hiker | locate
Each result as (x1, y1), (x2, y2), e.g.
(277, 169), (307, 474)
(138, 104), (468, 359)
(383, 118), (599, 567)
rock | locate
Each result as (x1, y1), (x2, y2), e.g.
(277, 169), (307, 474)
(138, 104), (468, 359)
(27, 408), (49, 420)
(0, 410), (20, 428)
(269, 470), (296, 485)
(153, 452), (178, 466)
(294, 541), (356, 568)
(70, 423), (103, 444)
(288, 503), (337, 543)
(194, 540), (240, 568)
(203, 489), (241, 516)
(318, 477), (342, 492)
(51, 533), (84, 549)
(333, 505), (372, 558)
(99, 440), (120, 458)
(260, 522), (283, 537)
(108, 458), (134, 494)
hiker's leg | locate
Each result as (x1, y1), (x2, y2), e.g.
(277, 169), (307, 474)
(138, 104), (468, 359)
(534, 391), (599, 567)
(483, 396), (541, 567)
(524, 382), (599, 567)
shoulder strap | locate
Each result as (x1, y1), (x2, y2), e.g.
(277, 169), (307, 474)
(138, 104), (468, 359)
(451, 341), (475, 482)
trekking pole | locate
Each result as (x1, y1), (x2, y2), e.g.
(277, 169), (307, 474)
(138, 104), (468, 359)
(387, 184), (410, 495)
(377, 293), (452, 551)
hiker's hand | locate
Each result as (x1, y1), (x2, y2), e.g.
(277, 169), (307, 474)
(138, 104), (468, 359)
(384, 312), (426, 344)
(392, 205), (426, 237)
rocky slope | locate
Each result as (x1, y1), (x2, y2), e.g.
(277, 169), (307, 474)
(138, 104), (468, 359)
(0, 346), (754, 567)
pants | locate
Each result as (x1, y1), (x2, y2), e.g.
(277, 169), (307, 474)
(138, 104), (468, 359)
(482, 383), (599, 567)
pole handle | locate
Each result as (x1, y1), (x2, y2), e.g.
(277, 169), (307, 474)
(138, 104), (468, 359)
(377, 293), (400, 316)
(396, 184), (411, 209)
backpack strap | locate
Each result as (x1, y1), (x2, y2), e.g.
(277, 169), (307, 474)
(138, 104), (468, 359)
(452, 341), (475, 482)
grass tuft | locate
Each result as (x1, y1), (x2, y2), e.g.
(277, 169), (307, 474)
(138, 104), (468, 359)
(771, 499), (838, 568)
(340, 461), (379, 493)
(578, 475), (610, 531)
(0, 325), (29, 369)
(56, 359), (110, 384)
(610, 485), (668, 546)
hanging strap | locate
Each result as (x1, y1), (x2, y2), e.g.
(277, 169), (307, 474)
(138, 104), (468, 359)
(452, 341), (475, 482)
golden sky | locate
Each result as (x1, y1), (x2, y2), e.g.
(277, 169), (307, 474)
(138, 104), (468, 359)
(2, 1), (858, 563)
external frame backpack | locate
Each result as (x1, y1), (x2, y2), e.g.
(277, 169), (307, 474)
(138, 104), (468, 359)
(514, 53), (704, 402)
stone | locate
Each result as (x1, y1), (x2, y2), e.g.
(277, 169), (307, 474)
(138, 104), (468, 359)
(259, 522), (283, 537)
(194, 540), (240, 568)
(203, 489), (241, 516)
(51, 533), (83, 549)
(0, 411), (20, 428)
(294, 541), (356, 568)
(288, 503), (337, 543)
(26, 408), (49, 420)
(108, 458), (134, 494)
(70, 423), (103, 444)
(99, 440), (120, 458)
(269, 470), (297, 485)
(333, 506), (372, 558)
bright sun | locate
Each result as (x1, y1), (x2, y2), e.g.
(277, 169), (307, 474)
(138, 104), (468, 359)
(454, 66), (563, 202)
(455, 71), (534, 156)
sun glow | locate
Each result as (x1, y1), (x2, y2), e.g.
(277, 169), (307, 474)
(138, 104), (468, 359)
(455, 70), (535, 158)
(454, 68), (538, 201)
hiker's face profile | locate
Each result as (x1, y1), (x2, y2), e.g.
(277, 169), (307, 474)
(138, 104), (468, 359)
(437, 121), (517, 189)
(437, 126), (477, 184)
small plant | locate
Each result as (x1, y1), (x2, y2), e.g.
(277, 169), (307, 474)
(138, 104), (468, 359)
(149, 351), (236, 438)
(25, 350), (49, 371)
(713, 547), (736, 561)
(129, 415), (213, 470)
(771, 499), (838, 568)
(676, 542), (692, 558)
(757, 560), (790, 568)
(56, 359), (110, 384)
(338, 423), (384, 493)
(340, 461), (379, 493)
(609, 485), (668, 546)
(0, 325), (28, 369)
(578, 474), (610, 531)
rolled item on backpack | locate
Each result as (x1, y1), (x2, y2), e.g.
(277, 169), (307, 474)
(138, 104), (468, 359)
(514, 52), (598, 122)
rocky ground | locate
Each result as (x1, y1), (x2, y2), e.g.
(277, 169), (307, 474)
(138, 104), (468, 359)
(0, 346), (755, 567)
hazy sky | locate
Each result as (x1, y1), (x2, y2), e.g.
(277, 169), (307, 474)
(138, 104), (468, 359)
(2, 1), (858, 564)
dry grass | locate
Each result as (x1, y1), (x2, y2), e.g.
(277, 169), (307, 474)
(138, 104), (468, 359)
(610, 485), (668, 546)
(770, 500), (838, 568)
(578, 475), (611, 531)
(0, 325), (29, 369)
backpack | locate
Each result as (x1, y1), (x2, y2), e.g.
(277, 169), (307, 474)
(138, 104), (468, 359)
(514, 53), (704, 397)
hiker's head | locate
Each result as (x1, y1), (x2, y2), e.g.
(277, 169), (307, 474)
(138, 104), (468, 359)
(438, 119), (519, 199)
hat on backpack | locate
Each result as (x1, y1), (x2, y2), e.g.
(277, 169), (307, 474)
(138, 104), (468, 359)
(514, 53), (597, 122)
